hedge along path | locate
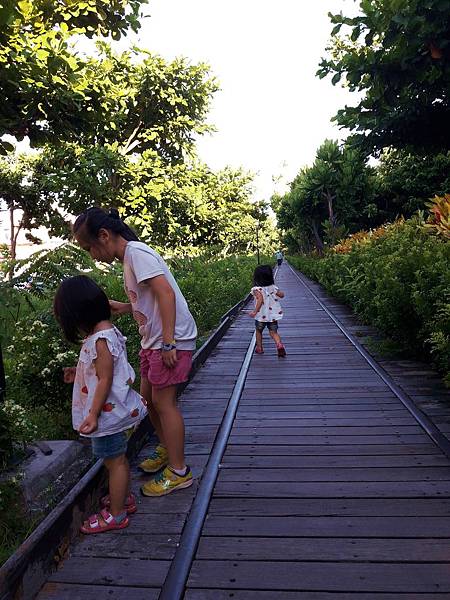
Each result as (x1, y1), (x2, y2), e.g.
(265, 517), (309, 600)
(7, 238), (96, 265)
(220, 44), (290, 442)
(37, 262), (450, 599)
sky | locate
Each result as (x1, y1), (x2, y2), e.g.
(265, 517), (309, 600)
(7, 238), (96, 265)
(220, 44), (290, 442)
(129, 0), (359, 200)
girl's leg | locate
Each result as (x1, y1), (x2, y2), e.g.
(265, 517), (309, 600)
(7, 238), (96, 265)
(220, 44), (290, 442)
(152, 384), (185, 471)
(269, 329), (282, 346)
(104, 453), (129, 517)
(255, 328), (264, 351)
(141, 376), (165, 446)
(270, 329), (286, 356)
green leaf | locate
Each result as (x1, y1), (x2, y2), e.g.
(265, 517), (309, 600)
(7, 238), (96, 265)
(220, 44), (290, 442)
(332, 73), (341, 85)
(0, 141), (15, 155)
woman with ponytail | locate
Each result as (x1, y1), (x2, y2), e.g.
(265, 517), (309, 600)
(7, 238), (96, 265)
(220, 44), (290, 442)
(73, 207), (196, 496)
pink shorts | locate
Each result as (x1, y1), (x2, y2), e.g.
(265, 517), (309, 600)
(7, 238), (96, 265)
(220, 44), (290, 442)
(139, 349), (193, 390)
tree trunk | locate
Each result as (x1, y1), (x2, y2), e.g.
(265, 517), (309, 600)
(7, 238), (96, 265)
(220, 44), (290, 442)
(325, 190), (337, 226)
(9, 206), (23, 279)
(311, 220), (324, 255)
(9, 206), (16, 262)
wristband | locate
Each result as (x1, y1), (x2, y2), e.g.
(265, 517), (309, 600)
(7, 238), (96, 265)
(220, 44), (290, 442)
(162, 341), (177, 352)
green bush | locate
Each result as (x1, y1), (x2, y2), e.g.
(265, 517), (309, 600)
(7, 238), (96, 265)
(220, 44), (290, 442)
(289, 220), (450, 385)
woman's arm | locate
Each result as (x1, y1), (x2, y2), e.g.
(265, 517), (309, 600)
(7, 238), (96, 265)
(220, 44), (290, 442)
(79, 339), (113, 434)
(146, 275), (177, 368)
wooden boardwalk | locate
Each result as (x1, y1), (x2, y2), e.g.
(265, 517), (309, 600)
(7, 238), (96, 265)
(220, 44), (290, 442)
(39, 263), (450, 599)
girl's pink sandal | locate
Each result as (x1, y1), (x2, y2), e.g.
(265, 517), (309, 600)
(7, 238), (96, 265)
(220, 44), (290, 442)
(100, 492), (137, 515)
(277, 343), (286, 357)
(255, 346), (264, 354)
(80, 508), (129, 534)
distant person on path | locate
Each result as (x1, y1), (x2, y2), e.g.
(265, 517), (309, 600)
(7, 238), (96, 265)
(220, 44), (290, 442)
(73, 207), (196, 498)
(275, 249), (284, 266)
(249, 264), (286, 357)
(55, 276), (146, 534)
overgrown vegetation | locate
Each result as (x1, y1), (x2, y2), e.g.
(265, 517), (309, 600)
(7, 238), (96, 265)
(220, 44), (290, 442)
(289, 216), (450, 386)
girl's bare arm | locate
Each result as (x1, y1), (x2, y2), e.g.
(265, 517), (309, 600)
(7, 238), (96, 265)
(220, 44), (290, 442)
(249, 289), (264, 317)
(79, 339), (113, 434)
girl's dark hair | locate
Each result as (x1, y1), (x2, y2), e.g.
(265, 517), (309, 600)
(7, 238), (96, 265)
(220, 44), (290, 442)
(54, 275), (111, 343)
(73, 207), (139, 243)
(253, 265), (275, 287)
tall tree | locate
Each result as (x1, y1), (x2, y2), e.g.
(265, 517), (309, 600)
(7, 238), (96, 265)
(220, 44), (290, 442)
(274, 141), (374, 252)
(318, 0), (450, 154)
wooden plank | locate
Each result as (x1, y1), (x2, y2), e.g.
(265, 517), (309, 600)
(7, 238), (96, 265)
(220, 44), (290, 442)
(196, 536), (450, 562)
(187, 560), (450, 592)
(72, 534), (179, 559)
(235, 409), (411, 418)
(218, 466), (450, 482)
(38, 583), (159, 600)
(227, 434), (430, 445)
(240, 389), (399, 396)
(236, 404), (408, 412)
(229, 426), (424, 435)
(186, 591), (444, 600)
(48, 557), (169, 587)
(202, 515), (450, 537)
(213, 480), (450, 497)
(221, 454), (450, 468)
(232, 417), (417, 426)
(208, 496), (450, 516)
(226, 443), (441, 455)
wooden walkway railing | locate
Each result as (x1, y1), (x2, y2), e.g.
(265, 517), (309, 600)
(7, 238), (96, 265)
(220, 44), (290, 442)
(38, 262), (450, 599)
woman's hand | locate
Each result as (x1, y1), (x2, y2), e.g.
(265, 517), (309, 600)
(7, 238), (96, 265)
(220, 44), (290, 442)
(162, 348), (177, 369)
(109, 300), (131, 316)
(63, 367), (77, 383)
(79, 413), (98, 435)
(249, 310), (257, 318)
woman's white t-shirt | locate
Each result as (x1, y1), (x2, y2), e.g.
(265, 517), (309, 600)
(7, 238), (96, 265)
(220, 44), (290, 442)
(251, 285), (284, 323)
(123, 242), (197, 351)
(72, 327), (147, 437)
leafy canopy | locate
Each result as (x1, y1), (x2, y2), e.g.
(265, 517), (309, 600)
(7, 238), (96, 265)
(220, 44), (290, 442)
(0, 0), (148, 153)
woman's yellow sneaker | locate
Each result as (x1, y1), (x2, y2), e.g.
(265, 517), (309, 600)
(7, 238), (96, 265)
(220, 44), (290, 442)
(140, 466), (193, 497)
(138, 445), (169, 473)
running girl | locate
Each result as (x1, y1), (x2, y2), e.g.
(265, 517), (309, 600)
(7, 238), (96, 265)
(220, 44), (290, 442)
(249, 264), (286, 357)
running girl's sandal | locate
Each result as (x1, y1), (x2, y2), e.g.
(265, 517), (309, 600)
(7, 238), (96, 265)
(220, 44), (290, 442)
(255, 346), (264, 354)
(100, 492), (137, 515)
(80, 509), (129, 534)
(277, 344), (286, 357)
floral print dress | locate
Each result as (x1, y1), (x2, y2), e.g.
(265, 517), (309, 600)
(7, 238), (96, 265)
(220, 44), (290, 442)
(72, 326), (146, 437)
(251, 285), (284, 323)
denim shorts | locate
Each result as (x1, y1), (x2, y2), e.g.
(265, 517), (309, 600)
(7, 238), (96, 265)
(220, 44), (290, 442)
(91, 431), (128, 459)
(255, 320), (279, 332)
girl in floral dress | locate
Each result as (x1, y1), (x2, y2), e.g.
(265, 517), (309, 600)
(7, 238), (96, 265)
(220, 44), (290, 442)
(54, 275), (146, 534)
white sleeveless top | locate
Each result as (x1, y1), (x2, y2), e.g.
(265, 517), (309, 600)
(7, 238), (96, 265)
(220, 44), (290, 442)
(251, 285), (284, 323)
(72, 326), (147, 437)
